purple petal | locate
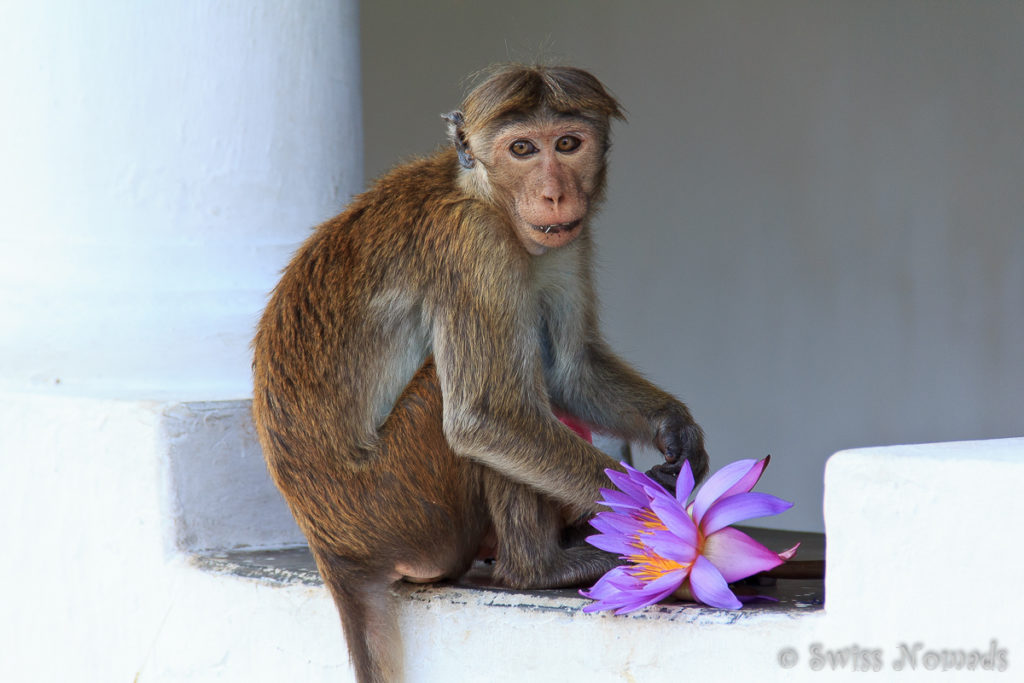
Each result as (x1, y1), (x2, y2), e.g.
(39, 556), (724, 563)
(606, 466), (655, 506)
(585, 532), (636, 556)
(581, 566), (639, 596)
(582, 565), (639, 596)
(640, 461), (697, 505)
(689, 555), (742, 609)
(599, 488), (648, 511)
(580, 567), (647, 613)
(644, 529), (698, 564)
(700, 492), (794, 535)
(778, 542), (801, 561)
(580, 565), (684, 614)
(701, 526), (786, 582)
(690, 459), (761, 524)
(674, 460), (696, 504)
(648, 497), (699, 549)
(589, 511), (642, 536)
(718, 456), (769, 500)
(640, 482), (676, 508)
(612, 568), (687, 614)
(623, 462), (661, 487)
(605, 470), (645, 498)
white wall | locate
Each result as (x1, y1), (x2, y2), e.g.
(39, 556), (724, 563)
(360, 1), (1024, 531)
(0, 0), (363, 400)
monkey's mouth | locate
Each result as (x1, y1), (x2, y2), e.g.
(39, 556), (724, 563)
(531, 220), (581, 235)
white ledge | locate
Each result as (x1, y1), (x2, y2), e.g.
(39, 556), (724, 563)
(1, 392), (1020, 681)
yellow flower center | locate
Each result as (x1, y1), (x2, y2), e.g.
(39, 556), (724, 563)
(626, 549), (693, 582)
(623, 509), (705, 583)
(636, 507), (666, 532)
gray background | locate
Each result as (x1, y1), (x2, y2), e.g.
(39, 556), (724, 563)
(358, 1), (1024, 531)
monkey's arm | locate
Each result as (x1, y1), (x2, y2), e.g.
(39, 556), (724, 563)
(430, 269), (624, 519)
(545, 313), (710, 482)
(590, 341), (706, 475)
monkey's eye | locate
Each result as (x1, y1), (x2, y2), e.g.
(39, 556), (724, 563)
(510, 140), (538, 157)
(555, 135), (582, 153)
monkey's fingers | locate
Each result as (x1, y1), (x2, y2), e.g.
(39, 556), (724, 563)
(655, 418), (709, 482)
(645, 462), (681, 497)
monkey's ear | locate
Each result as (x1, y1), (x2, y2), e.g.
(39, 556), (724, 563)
(441, 110), (475, 169)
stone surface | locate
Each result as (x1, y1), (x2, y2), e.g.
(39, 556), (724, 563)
(193, 526), (825, 617)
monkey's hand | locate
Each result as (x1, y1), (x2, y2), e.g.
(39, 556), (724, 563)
(645, 461), (685, 497)
(653, 408), (709, 483)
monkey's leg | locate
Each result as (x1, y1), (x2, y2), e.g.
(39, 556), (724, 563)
(306, 360), (487, 683)
(484, 472), (618, 590)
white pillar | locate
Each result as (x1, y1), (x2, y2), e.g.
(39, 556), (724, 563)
(0, 4), (360, 678)
(0, 0), (363, 400)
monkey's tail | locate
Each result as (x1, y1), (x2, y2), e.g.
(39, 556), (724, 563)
(315, 551), (402, 683)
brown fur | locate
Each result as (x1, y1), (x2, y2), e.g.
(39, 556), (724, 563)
(252, 64), (708, 683)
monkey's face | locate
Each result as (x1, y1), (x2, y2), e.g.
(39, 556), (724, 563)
(483, 117), (605, 256)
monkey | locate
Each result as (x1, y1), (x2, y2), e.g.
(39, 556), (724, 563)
(252, 64), (709, 683)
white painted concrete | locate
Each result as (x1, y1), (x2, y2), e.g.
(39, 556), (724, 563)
(2, 392), (1019, 681)
(0, 392), (333, 682)
(0, 0), (363, 400)
(163, 401), (305, 552)
(824, 438), (1024, 647)
(0, 1), (361, 679)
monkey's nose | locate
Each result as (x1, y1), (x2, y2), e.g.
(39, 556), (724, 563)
(541, 183), (567, 209)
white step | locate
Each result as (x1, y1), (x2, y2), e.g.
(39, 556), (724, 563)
(1, 391), (1019, 681)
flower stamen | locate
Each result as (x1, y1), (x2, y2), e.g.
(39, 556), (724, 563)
(627, 552), (692, 582)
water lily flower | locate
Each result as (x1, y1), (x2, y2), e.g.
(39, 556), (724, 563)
(580, 457), (798, 613)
